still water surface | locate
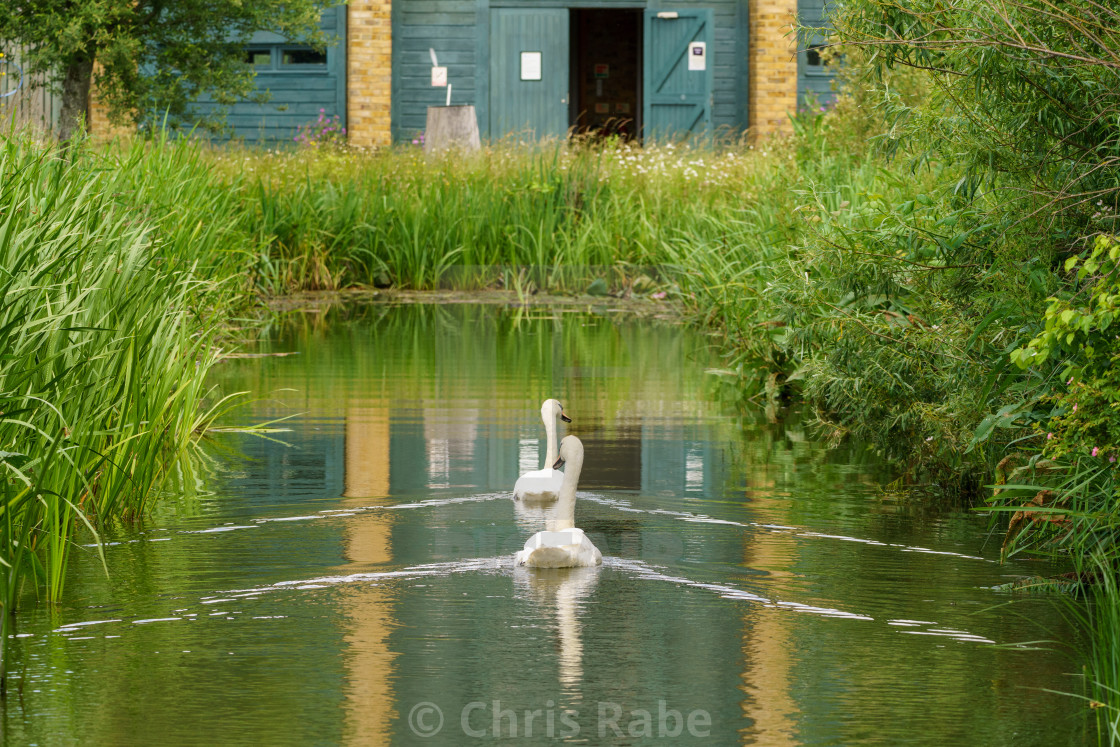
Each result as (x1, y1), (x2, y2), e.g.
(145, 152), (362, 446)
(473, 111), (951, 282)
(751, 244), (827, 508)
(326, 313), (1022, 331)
(5, 302), (1085, 745)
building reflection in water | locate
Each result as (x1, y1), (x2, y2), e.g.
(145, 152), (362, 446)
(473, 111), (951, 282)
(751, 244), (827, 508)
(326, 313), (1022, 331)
(258, 307), (735, 740)
(340, 400), (397, 744)
(739, 470), (798, 745)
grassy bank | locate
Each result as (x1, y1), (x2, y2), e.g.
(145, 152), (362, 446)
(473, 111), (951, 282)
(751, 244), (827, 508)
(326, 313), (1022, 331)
(209, 137), (804, 294)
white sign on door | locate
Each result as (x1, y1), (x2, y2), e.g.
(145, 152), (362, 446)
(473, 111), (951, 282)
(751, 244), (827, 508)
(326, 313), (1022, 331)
(431, 66), (447, 87)
(520, 52), (542, 81)
(688, 41), (707, 71)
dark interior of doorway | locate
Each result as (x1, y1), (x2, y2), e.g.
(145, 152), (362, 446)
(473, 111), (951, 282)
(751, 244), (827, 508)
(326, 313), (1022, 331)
(570, 9), (642, 139)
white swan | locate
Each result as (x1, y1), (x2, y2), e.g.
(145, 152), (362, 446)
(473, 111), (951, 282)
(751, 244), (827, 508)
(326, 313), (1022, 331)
(516, 435), (602, 568)
(513, 399), (571, 502)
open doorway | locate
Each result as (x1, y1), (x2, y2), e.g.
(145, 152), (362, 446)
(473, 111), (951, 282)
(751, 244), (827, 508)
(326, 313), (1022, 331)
(570, 9), (642, 139)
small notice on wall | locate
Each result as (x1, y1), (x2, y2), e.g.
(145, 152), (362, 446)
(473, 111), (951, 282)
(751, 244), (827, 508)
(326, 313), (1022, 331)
(521, 52), (542, 81)
(594, 64), (610, 79)
(431, 66), (447, 87)
(688, 42), (707, 71)
(594, 103), (610, 114)
(615, 102), (630, 114)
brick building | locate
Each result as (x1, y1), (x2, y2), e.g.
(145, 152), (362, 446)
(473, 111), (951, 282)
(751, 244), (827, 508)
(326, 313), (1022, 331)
(6, 0), (836, 145)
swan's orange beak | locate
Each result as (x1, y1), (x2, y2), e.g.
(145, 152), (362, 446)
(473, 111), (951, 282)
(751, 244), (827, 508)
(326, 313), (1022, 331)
(553, 456), (565, 470)
(560, 412), (572, 423)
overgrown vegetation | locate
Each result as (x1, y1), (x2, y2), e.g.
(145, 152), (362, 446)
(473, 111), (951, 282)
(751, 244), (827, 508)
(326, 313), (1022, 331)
(0, 132), (253, 689)
(5, 4), (1120, 729)
(801, 0), (1120, 738)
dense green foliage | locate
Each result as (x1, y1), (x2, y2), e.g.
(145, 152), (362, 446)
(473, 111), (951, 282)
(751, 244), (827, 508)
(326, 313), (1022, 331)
(0, 0), (334, 139)
(209, 141), (800, 294)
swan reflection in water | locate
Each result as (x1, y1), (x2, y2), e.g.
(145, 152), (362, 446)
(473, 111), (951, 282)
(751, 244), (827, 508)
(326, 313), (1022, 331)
(513, 565), (601, 694)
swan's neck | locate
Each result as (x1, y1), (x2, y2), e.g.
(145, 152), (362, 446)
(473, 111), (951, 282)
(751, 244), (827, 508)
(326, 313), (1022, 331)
(547, 449), (583, 530)
(542, 407), (559, 469)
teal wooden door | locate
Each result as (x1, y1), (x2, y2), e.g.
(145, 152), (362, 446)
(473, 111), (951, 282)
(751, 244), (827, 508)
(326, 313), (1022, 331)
(643, 9), (713, 141)
(489, 9), (570, 140)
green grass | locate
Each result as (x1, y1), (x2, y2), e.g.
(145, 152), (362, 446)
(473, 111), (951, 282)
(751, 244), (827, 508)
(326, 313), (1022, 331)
(204, 137), (801, 294)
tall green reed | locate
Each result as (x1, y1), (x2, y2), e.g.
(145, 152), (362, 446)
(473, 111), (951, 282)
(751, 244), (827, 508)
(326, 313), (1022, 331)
(217, 139), (790, 294)
(0, 132), (255, 689)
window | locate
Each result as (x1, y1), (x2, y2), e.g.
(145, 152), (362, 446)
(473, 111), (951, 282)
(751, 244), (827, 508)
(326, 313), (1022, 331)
(281, 48), (327, 66)
(245, 49), (272, 67)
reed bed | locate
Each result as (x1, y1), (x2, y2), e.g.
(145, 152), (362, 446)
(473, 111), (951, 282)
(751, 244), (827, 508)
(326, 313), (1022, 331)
(0, 132), (258, 687)
(206, 138), (800, 295)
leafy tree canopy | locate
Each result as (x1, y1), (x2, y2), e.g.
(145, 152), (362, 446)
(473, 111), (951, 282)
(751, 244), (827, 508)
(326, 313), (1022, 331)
(0, 0), (336, 139)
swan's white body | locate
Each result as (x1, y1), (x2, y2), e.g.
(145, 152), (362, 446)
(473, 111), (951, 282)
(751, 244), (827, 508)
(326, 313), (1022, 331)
(513, 399), (570, 502)
(516, 436), (602, 568)
(516, 527), (602, 568)
(513, 467), (564, 502)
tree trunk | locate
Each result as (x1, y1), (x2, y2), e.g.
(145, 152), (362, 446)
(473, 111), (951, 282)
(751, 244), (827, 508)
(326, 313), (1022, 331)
(57, 57), (94, 142)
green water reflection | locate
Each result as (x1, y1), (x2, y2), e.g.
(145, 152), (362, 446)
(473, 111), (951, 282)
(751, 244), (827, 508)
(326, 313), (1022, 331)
(4, 302), (1085, 745)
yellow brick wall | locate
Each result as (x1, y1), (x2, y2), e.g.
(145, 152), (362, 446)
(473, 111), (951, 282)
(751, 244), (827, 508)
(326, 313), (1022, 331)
(749, 0), (799, 137)
(348, 0), (393, 148)
(88, 92), (130, 141)
(87, 65), (134, 140)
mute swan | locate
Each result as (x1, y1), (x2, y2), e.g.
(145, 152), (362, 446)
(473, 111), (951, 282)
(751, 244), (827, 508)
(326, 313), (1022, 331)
(513, 399), (571, 502)
(516, 435), (602, 568)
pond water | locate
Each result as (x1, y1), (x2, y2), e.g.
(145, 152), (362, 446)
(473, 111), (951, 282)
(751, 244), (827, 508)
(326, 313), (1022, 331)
(4, 302), (1086, 745)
